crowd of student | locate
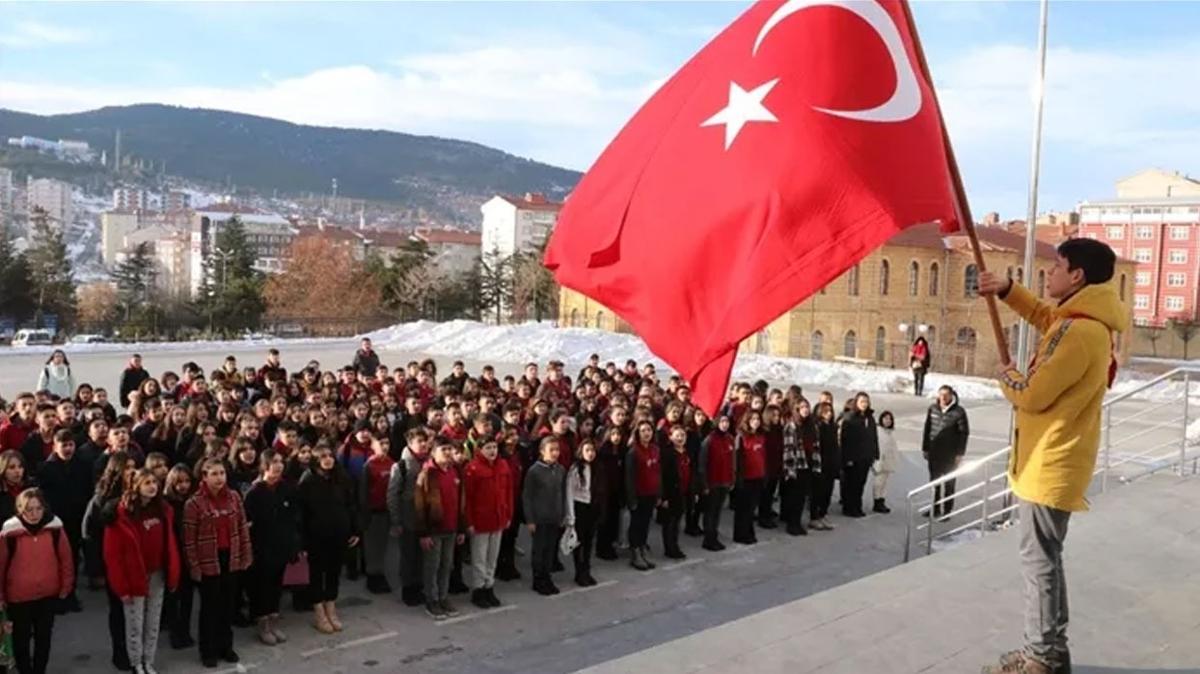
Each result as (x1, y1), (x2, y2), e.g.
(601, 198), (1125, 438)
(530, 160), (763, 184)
(0, 338), (925, 673)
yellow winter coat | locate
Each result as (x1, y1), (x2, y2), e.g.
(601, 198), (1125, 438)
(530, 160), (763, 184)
(998, 281), (1129, 512)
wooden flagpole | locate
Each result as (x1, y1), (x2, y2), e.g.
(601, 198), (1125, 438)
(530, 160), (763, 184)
(899, 0), (1011, 365)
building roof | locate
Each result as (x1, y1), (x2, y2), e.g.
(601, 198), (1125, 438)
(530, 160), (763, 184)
(886, 222), (1060, 260)
(1079, 196), (1200, 206)
(294, 225), (364, 243)
(497, 192), (563, 212)
(195, 209), (290, 225)
(414, 227), (481, 246)
(361, 229), (411, 248)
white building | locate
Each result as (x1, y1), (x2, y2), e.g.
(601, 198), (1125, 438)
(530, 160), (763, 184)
(480, 192), (563, 261)
(413, 227), (482, 278)
(0, 168), (13, 217)
(164, 190), (192, 212)
(188, 208), (295, 297)
(26, 177), (74, 227)
(155, 231), (192, 298)
(113, 186), (150, 211)
(7, 136), (91, 160)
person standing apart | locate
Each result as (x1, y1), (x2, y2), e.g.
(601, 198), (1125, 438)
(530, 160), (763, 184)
(978, 239), (1125, 674)
(922, 386), (970, 519)
(909, 337), (931, 397)
(838, 393), (878, 519)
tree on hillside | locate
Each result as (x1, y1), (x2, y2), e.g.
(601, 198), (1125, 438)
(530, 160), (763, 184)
(77, 282), (120, 332)
(0, 224), (34, 322)
(25, 207), (76, 330)
(265, 235), (382, 331)
(477, 249), (514, 325)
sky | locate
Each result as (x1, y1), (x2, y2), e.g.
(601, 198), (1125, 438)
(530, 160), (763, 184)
(1, 1), (1198, 217)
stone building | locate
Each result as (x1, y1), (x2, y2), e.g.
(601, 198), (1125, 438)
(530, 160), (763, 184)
(559, 222), (1136, 377)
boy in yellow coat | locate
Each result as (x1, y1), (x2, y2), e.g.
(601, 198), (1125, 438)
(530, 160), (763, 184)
(979, 238), (1128, 674)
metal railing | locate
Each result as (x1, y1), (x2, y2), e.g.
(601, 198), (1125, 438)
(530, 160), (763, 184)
(903, 366), (1200, 562)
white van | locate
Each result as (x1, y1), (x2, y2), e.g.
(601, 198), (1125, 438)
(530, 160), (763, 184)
(11, 329), (54, 347)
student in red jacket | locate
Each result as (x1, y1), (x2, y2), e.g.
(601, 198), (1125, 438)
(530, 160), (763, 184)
(104, 468), (182, 674)
(464, 438), (512, 610)
(734, 410), (767, 545)
(758, 405), (784, 529)
(0, 488), (75, 674)
(698, 415), (736, 551)
(359, 436), (394, 595)
(624, 420), (661, 571)
(0, 392), (36, 453)
(183, 458), (253, 669)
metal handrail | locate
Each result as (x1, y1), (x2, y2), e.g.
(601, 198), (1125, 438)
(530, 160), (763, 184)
(903, 365), (1200, 562)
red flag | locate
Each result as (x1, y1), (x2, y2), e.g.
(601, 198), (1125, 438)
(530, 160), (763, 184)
(544, 0), (960, 415)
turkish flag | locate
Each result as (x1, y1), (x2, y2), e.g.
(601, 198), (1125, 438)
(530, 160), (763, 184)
(544, 0), (961, 415)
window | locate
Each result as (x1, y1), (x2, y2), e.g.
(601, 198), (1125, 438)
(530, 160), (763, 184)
(847, 265), (860, 296)
(1086, 233), (1098, 240)
(1169, 249), (1188, 264)
(925, 326), (936, 349)
(1107, 226), (1124, 240)
(1136, 226), (1154, 239)
(1167, 272), (1186, 287)
(1134, 295), (1150, 309)
(875, 326), (887, 362)
(1006, 266), (1014, 280)
(811, 331), (824, 360)
(569, 308), (580, 327)
(964, 264), (979, 297)
(1166, 296), (1185, 311)
(956, 327), (977, 347)
(1134, 248), (1153, 263)
(1119, 274), (1126, 301)
(908, 261), (919, 297)
(1016, 267), (1024, 284)
(1037, 269), (1046, 298)
(879, 260), (890, 295)
(1171, 226), (1190, 240)
(844, 330), (857, 358)
(1135, 271), (1151, 286)
(595, 310), (606, 330)
(928, 262), (940, 296)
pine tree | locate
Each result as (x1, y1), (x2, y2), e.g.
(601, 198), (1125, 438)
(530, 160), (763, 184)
(111, 241), (156, 322)
(201, 216), (264, 334)
(0, 224), (34, 322)
(25, 207), (76, 331)
(477, 249), (514, 324)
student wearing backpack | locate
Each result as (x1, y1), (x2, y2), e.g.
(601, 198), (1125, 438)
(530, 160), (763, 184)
(0, 488), (75, 674)
(104, 469), (182, 674)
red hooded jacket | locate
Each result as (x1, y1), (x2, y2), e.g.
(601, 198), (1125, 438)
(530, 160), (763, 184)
(103, 501), (182, 598)
(464, 453), (513, 533)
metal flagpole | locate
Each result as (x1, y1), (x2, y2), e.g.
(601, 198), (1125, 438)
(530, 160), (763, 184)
(1016, 0), (1051, 371)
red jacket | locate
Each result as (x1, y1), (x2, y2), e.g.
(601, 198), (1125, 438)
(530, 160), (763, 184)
(702, 431), (736, 489)
(440, 423), (469, 444)
(0, 419), (32, 454)
(361, 454), (394, 512)
(0, 516), (75, 605)
(103, 501), (182, 598)
(183, 486), (253, 579)
(738, 433), (767, 481)
(464, 454), (513, 533)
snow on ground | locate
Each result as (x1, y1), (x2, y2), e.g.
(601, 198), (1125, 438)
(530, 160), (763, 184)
(363, 320), (1005, 401)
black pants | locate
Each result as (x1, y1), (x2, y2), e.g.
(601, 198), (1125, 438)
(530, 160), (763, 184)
(530, 524), (560, 582)
(684, 491), (702, 533)
(106, 586), (129, 666)
(914, 369), (927, 396)
(307, 537), (347, 603)
(9, 597), (55, 674)
(571, 501), (597, 577)
(811, 472), (835, 520)
(702, 487), (729, 545)
(163, 574), (195, 644)
(399, 529), (422, 590)
(249, 561), (287, 618)
(781, 473), (810, 533)
(450, 537), (467, 589)
(929, 460), (958, 517)
(733, 479), (762, 543)
(596, 491), (623, 555)
(660, 506), (683, 555)
(627, 496), (655, 550)
(841, 463), (871, 516)
(198, 551), (236, 661)
(497, 518), (520, 576)
(757, 478), (779, 523)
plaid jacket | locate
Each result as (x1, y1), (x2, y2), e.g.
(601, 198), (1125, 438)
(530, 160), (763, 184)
(182, 486), (253, 579)
(782, 421), (823, 479)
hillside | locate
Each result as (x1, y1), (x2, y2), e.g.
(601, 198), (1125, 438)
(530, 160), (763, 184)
(0, 105), (580, 223)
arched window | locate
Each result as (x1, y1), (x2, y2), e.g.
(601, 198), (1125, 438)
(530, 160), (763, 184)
(811, 331), (824, 360)
(844, 330), (857, 358)
(929, 262), (940, 296)
(875, 326), (887, 362)
(925, 326), (937, 350)
(755, 329), (770, 355)
(1006, 266), (1014, 281)
(847, 265), (860, 296)
(908, 261), (920, 296)
(595, 310), (606, 330)
(1119, 273), (1127, 301)
(964, 264), (979, 297)
(1037, 269), (1046, 298)
(569, 308), (580, 327)
(956, 327), (977, 347)
(879, 260), (890, 296)
(1016, 266), (1024, 284)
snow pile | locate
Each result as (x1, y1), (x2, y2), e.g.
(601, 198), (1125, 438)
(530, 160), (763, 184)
(364, 320), (1005, 401)
(0, 336), (353, 359)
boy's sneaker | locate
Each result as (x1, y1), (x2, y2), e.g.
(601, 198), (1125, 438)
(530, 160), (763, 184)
(401, 586), (425, 606)
(425, 602), (447, 620)
(439, 599), (460, 617)
(485, 588), (502, 607)
(470, 589), (491, 610)
(994, 650), (1071, 674)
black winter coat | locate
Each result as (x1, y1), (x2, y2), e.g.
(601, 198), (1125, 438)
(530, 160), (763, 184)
(352, 349), (381, 376)
(37, 454), (93, 534)
(922, 402), (970, 464)
(659, 447), (693, 515)
(817, 420), (842, 475)
(296, 468), (360, 547)
(244, 479), (302, 569)
(119, 367), (150, 409)
(839, 410), (879, 466)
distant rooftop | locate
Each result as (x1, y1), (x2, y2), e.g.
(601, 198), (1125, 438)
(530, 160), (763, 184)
(498, 192), (563, 212)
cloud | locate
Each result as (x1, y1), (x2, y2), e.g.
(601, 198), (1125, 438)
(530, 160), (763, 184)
(0, 20), (93, 48)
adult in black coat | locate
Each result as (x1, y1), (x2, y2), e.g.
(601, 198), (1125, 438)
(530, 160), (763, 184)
(118, 355), (150, 410)
(351, 339), (382, 377)
(922, 386), (970, 518)
(243, 451), (303, 640)
(658, 429), (692, 559)
(37, 429), (92, 611)
(838, 393), (879, 518)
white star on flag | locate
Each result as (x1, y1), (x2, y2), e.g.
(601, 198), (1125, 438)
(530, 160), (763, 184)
(701, 78), (780, 150)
